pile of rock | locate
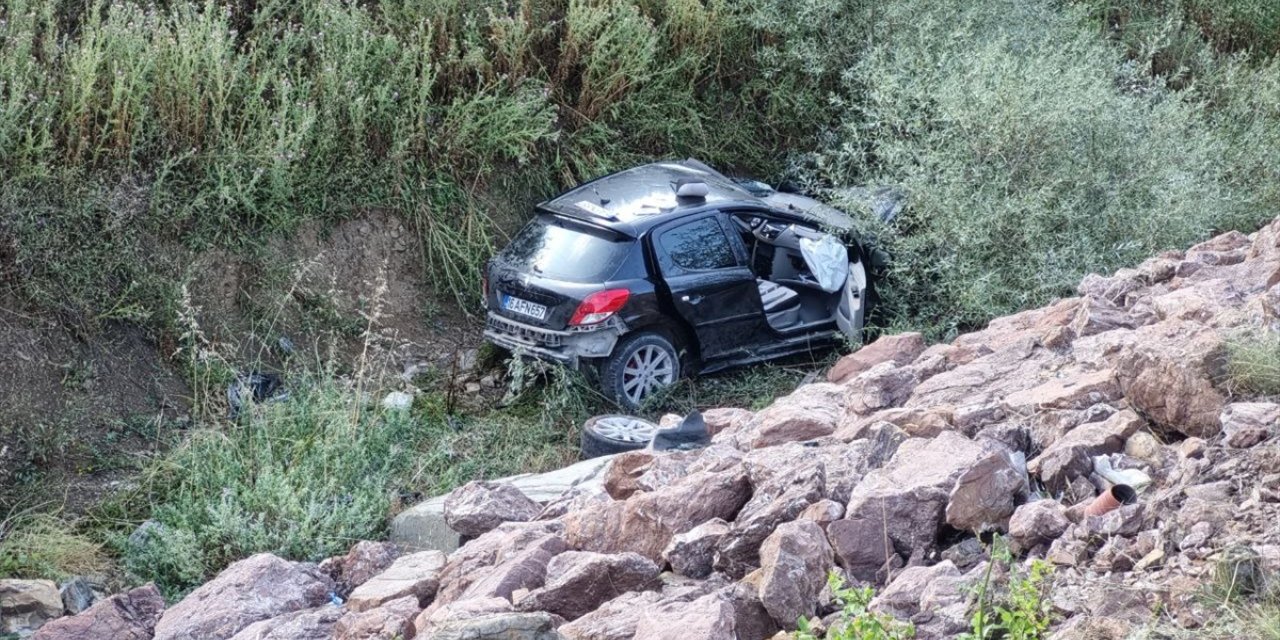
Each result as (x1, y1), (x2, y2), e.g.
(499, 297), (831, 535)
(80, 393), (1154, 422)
(23, 220), (1280, 639)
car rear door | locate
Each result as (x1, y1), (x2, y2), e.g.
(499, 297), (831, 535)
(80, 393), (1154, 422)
(651, 213), (767, 362)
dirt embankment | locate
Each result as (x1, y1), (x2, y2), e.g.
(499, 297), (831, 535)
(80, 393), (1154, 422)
(1, 211), (483, 511)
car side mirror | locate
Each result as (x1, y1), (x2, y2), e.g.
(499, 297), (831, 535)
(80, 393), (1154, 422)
(675, 181), (709, 198)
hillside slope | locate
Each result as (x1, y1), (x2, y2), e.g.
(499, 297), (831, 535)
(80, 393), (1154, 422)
(22, 219), (1280, 639)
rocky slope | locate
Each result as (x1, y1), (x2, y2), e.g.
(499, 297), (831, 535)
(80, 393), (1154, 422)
(8, 217), (1280, 639)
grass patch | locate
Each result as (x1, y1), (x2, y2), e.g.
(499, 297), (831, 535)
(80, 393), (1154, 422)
(1226, 331), (1280, 397)
(1171, 545), (1279, 639)
(94, 377), (579, 599)
(0, 512), (108, 580)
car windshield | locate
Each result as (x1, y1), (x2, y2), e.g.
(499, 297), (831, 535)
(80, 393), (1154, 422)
(497, 216), (630, 283)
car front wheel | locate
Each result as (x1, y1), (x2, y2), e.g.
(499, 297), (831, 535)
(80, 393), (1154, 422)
(600, 331), (680, 410)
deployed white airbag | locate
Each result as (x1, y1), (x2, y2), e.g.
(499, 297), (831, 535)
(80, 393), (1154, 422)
(798, 233), (848, 293)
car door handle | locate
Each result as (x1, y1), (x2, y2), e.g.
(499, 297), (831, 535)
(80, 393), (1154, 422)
(681, 294), (704, 305)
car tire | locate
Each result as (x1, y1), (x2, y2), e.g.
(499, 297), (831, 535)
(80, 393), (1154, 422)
(600, 331), (681, 410)
(580, 414), (659, 459)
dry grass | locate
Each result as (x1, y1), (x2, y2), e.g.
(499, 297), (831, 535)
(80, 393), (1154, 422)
(0, 511), (109, 580)
(1225, 331), (1280, 397)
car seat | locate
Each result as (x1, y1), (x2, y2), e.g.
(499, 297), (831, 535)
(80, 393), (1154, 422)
(757, 279), (801, 329)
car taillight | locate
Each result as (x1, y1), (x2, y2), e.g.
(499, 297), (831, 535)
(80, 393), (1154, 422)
(569, 289), (630, 326)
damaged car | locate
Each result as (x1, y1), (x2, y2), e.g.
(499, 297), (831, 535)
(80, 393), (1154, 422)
(483, 159), (888, 409)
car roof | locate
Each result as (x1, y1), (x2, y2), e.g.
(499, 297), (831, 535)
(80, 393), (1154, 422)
(537, 159), (765, 236)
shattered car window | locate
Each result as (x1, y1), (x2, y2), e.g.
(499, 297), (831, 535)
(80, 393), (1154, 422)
(497, 217), (629, 283)
(659, 217), (736, 272)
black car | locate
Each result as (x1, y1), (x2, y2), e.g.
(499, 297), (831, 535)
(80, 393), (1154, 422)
(484, 159), (885, 409)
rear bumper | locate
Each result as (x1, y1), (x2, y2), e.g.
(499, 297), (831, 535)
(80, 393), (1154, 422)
(484, 313), (623, 368)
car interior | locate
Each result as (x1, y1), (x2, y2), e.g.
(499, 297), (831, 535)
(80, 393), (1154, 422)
(729, 213), (855, 333)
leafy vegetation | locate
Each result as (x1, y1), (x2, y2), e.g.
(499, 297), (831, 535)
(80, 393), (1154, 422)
(94, 376), (583, 598)
(962, 539), (1055, 640)
(0, 0), (832, 326)
(798, 0), (1280, 337)
(799, 572), (916, 640)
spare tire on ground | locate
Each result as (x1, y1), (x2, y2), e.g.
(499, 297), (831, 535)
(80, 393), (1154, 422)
(581, 415), (658, 459)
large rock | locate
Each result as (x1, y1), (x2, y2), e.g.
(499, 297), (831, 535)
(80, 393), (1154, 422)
(745, 384), (844, 448)
(412, 597), (512, 636)
(632, 592), (735, 640)
(322, 541), (400, 598)
(602, 451), (656, 500)
(1220, 402), (1280, 448)
(829, 332), (927, 384)
(1002, 369), (1120, 414)
(432, 525), (565, 607)
(1028, 410), (1142, 492)
(517, 550), (660, 619)
(228, 606), (344, 640)
(741, 441), (871, 505)
(715, 462), (825, 578)
(393, 456), (614, 553)
(335, 595), (419, 640)
(562, 468), (751, 562)
(1114, 323), (1226, 438)
(455, 535), (566, 603)
(57, 577), (96, 616)
(32, 584), (164, 640)
(154, 554), (335, 640)
(907, 339), (1064, 412)
(720, 583), (779, 640)
(838, 407), (953, 440)
(703, 408), (754, 438)
(945, 449), (1029, 533)
(444, 481), (542, 537)
(1071, 298), (1138, 337)
(517, 552), (659, 620)
(347, 550), (447, 612)
(418, 612), (563, 640)
(0, 579), (62, 637)
(391, 494), (462, 555)
(826, 517), (898, 583)
(557, 590), (664, 640)
(870, 561), (962, 620)
(844, 432), (990, 556)
(846, 362), (921, 416)
(1008, 500), (1071, 553)
(664, 519), (730, 579)
(757, 520), (834, 629)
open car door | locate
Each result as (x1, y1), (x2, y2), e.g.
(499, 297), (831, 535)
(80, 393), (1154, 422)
(835, 259), (868, 341)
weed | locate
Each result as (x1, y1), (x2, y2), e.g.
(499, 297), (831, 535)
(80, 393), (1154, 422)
(0, 511), (108, 580)
(799, 572), (915, 640)
(1225, 331), (1280, 397)
(961, 537), (1055, 640)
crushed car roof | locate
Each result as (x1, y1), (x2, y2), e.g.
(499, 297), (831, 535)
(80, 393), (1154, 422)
(537, 158), (859, 235)
(538, 160), (761, 234)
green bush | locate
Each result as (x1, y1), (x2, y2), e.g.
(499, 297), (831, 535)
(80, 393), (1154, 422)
(961, 538), (1055, 640)
(0, 0), (829, 320)
(803, 0), (1274, 337)
(112, 378), (578, 597)
(800, 572), (915, 640)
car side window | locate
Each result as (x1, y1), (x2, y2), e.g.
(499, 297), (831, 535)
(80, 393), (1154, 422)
(658, 217), (738, 273)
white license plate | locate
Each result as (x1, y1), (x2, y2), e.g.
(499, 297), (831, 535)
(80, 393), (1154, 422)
(502, 294), (548, 320)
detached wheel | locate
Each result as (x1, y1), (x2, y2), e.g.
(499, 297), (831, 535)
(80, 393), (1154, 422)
(580, 415), (659, 459)
(600, 331), (680, 410)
